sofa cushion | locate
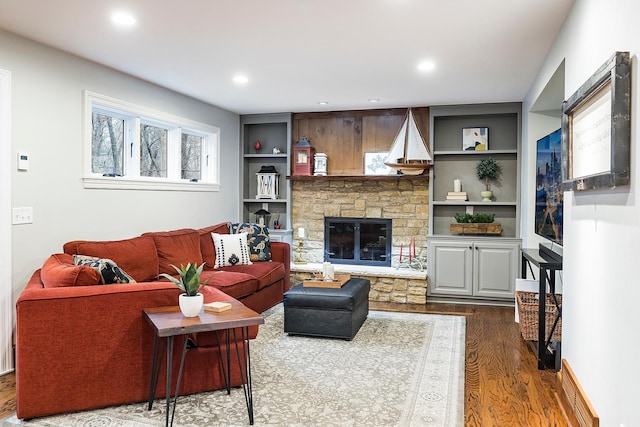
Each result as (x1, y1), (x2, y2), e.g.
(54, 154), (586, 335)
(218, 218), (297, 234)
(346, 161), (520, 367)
(73, 255), (136, 285)
(211, 233), (252, 268)
(198, 222), (230, 269)
(229, 223), (271, 262)
(201, 270), (258, 299)
(222, 262), (285, 290)
(40, 253), (101, 288)
(64, 235), (159, 282)
(146, 229), (203, 275)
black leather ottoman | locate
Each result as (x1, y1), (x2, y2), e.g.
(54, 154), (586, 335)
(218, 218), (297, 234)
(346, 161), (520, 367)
(283, 278), (370, 340)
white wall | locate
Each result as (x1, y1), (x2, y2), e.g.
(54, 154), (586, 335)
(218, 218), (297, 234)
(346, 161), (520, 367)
(0, 68), (13, 374)
(521, 111), (564, 252)
(0, 30), (242, 321)
(523, 1), (640, 425)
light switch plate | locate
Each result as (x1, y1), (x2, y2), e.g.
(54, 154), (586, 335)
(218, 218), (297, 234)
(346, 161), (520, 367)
(17, 152), (29, 171)
(12, 207), (33, 224)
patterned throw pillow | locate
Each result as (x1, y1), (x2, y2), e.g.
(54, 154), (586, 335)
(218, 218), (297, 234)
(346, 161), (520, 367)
(73, 255), (137, 285)
(211, 233), (253, 268)
(228, 223), (271, 262)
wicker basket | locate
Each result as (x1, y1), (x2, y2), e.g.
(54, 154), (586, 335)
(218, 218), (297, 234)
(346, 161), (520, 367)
(516, 291), (562, 342)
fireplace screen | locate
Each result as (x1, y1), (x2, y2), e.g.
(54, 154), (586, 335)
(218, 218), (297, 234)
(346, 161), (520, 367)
(324, 217), (392, 266)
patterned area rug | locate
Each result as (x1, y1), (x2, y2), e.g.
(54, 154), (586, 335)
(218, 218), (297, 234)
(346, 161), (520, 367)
(2, 305), (465, 427)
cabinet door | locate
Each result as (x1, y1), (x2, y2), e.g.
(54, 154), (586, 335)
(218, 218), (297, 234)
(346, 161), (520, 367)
(429, 241), (473, 296)
(473, 242), (519, 299)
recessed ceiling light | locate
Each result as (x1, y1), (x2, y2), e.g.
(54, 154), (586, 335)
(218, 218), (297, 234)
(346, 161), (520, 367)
(417, 61), (436, 72)
(233, 75), (249, 84)
(369, 99), (380, 103)
(318, 101), (329, 105)
(111, 11), (136, 26)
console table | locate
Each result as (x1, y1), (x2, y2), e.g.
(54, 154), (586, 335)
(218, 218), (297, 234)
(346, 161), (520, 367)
(521, 247), (563, 370)
(144, 303), (264, 426)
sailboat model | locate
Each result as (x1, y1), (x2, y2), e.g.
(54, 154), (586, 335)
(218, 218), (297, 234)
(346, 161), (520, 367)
(384, 109), (432, 175)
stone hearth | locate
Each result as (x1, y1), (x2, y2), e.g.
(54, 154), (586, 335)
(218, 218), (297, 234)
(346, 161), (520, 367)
(291, 177), (429, 303)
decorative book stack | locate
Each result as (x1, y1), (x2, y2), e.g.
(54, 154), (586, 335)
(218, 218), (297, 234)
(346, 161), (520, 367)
(446, 191), (468, 202)
(204, 301), (232, 312)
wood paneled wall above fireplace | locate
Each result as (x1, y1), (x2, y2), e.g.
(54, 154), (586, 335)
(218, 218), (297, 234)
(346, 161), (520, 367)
(291, 107), (429, 176)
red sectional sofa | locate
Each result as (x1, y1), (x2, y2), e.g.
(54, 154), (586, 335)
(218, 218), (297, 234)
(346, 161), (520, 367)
(15, 222), (290, 420)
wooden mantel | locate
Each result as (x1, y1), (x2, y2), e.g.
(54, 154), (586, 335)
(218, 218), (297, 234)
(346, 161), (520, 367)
(287, 174), (428, 181)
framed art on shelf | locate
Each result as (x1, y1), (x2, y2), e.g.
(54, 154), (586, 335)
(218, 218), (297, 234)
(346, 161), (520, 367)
(364, 152), (395, 175)
(462, 127), (488, 151)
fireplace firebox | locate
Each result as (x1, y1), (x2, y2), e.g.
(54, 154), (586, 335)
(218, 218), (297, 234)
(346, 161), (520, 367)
(324, 217), (392, 266)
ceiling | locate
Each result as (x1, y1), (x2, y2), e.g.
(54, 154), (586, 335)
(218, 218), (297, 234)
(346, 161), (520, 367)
(0, 0), (574, 115)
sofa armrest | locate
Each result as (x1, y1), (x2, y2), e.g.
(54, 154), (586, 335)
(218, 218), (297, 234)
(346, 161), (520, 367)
(270, 241), (290, 290)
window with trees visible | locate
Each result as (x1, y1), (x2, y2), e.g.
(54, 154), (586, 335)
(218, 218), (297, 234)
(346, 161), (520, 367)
(84, 91), (220, 191)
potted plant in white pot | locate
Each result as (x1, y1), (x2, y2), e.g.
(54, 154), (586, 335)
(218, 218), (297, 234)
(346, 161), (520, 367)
(160, 263), (209, 317)
(476, 157), (502, 201)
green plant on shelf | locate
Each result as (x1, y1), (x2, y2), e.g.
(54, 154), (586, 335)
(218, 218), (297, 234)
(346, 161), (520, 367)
(476, 158), (502, 191)
(454, 212), (495, 224)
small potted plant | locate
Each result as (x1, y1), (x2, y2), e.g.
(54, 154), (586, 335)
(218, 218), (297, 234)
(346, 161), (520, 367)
(160, 263), (209, 317)
(476, 158), (502, 201)
(451, 212), (501, 235)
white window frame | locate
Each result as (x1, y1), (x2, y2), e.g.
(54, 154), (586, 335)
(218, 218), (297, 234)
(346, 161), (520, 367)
(83, 91), (220, 191)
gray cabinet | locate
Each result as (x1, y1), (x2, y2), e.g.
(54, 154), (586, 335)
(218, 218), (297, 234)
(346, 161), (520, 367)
(426, 103), (522, 303)
(428, 237), (520, 301)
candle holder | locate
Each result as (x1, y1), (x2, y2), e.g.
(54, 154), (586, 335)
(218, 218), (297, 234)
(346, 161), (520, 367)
(254, 208), (271, 227)
(256, 165), (279, 200)
(293, 238), (307, 264)
(395, 238), (426, 271)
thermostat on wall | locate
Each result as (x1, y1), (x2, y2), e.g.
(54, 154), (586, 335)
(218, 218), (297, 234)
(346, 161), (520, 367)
(17, 152), (29, 171)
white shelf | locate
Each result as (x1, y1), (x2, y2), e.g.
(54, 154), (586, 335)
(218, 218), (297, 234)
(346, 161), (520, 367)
(243, 198), (287, 203)
(433, 149), (517, 156)
(432, 201), (517, 206)
(243, 153), (288, 159)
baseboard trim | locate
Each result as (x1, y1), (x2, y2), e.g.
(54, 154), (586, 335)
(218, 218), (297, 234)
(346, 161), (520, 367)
(558, 359), (599, 427)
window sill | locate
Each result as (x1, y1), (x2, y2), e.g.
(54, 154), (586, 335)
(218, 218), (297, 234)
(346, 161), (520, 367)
(82, 176), (221, 192)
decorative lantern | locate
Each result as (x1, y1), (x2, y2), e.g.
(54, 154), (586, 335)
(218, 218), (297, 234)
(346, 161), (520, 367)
(314, 153), (328, 176)
(292, 137), (315, 176)
(256, 165), (279, 199)
(254, 208), (271, 227)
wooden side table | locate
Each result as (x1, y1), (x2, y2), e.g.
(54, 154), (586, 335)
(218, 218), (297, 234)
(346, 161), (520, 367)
(143, 302), (264, 426)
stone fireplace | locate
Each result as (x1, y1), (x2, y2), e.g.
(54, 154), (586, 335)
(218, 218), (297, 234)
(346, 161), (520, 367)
(291, 177), (429, 303)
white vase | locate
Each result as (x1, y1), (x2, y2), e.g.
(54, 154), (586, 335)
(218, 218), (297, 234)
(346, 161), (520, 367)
(480, 190), (493, 202)
(179, 293), (204, 317)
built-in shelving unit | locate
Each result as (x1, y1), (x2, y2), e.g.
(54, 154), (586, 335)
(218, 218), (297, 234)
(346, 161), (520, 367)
(240, 113), (292, 243)
(429, 103), (522, 237)
(427, 103), (522, 303)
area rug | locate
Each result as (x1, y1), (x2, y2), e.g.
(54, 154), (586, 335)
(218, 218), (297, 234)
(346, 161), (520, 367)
(2, 305), (465, 427)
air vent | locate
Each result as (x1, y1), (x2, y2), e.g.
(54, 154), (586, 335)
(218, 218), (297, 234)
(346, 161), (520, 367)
(560, 359), (599, 427)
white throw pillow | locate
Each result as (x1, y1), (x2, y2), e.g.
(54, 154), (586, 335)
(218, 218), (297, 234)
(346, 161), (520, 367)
(211, 232), (253, 268)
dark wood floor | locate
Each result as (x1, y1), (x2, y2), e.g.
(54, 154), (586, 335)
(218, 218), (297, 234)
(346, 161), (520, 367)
(371, 301), (571, 427)
(0, 302), (572, 426)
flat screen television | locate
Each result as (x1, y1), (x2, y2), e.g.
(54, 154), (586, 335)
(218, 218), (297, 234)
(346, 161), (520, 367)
(535, 128), (563, 246)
